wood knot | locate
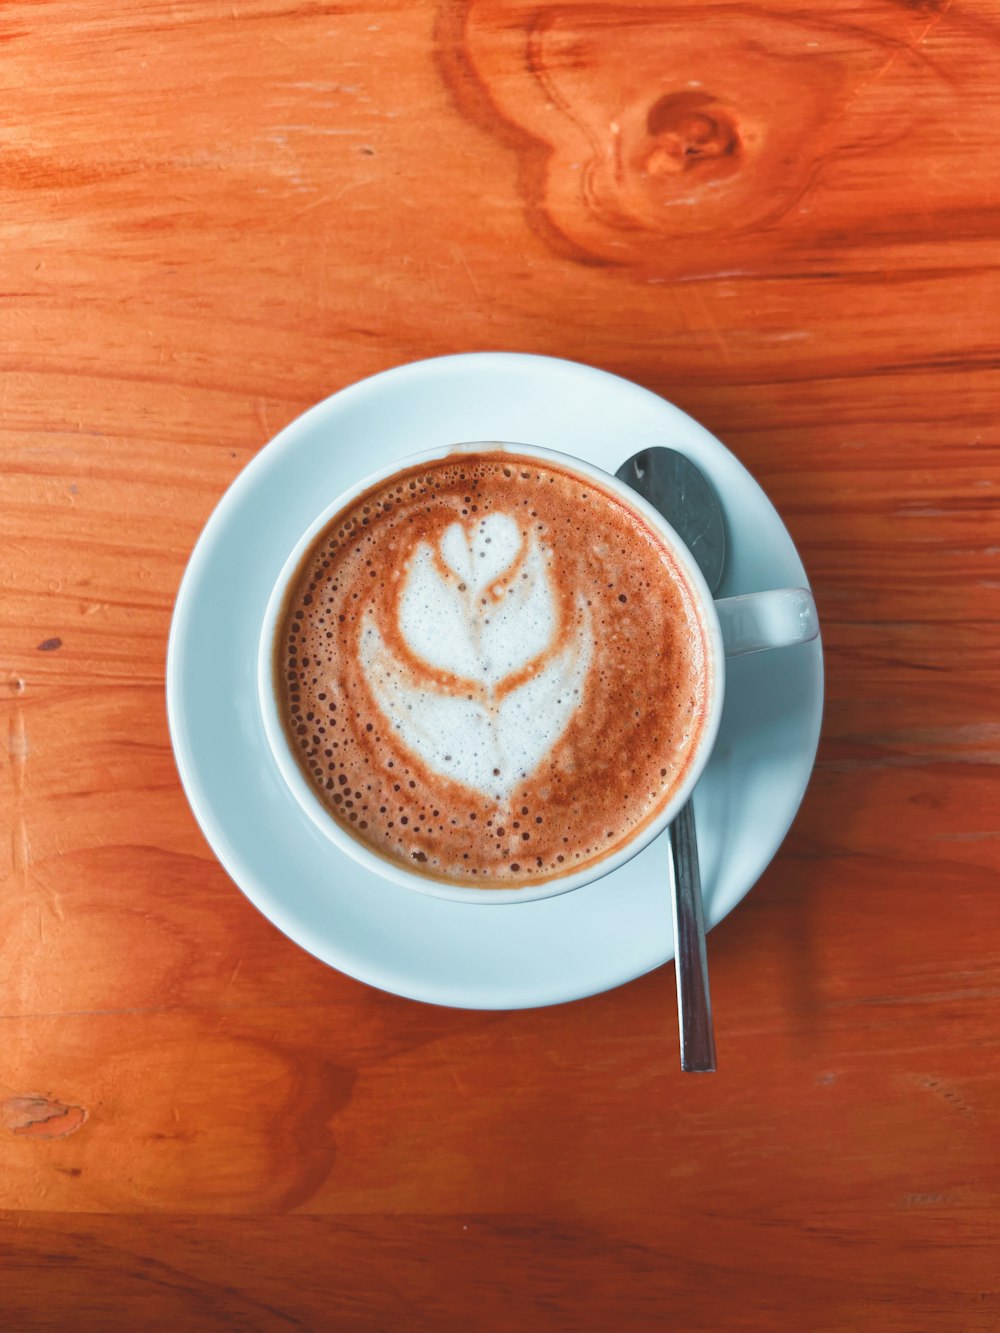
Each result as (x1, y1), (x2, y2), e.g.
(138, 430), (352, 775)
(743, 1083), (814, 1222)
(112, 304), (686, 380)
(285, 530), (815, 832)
(644, 93), (740, 177)
(437, 0), (955, 274)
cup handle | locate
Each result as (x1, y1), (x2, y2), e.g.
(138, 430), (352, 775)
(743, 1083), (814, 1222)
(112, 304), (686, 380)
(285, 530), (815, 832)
(714, 588), (818, 658)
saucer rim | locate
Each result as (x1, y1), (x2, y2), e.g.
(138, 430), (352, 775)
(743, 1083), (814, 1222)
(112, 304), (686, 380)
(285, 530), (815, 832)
(166, 352), (824, 1009)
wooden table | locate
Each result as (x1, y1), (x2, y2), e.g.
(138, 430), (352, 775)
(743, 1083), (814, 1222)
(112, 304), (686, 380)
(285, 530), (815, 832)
(2, 1), (998, 1327)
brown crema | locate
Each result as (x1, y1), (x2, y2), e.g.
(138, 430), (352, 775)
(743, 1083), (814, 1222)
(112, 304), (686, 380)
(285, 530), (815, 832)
(274, 450), (710, 888)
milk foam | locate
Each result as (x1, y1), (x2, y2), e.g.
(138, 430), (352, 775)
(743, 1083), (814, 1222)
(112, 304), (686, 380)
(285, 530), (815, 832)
(277, 449), (709, 887)
(358, 513), (592, 802)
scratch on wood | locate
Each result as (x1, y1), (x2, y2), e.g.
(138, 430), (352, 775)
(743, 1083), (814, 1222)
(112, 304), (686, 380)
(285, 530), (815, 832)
(224, 953), (246, 994)
(915, 1074), (973, 1116)
(907, 0), (954, 52)
(451, 244), (482, 305)
(12, 818), (31, 887)
(687, 287), (734, 365)
(846, 0), (954, 103)
(256, 397), (273, 440)
(8, 698), (31, 893)
(8, 704), (28, 777)
(1, 1093), (88, 1139)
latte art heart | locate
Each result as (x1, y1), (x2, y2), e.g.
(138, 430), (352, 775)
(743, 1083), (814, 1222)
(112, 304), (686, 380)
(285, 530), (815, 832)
(439, 511), (523, 594)
(360, 519), (592, 802)
(276, 451), (709, 888)
(397, 515), (556, 687)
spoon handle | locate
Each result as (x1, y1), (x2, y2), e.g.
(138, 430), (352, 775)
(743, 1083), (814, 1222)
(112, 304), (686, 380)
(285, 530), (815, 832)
(669, 800), (717, 1072)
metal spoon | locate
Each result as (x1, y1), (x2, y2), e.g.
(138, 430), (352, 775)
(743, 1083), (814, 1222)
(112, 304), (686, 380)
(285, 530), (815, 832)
(616, 447), (724, 1073)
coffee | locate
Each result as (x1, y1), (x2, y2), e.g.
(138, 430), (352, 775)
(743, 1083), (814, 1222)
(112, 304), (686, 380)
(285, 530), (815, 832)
(274, 450), (711, 887)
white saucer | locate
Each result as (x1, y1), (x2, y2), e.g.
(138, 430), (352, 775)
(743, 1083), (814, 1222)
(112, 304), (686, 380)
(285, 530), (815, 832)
(167, 354), (823, 1009)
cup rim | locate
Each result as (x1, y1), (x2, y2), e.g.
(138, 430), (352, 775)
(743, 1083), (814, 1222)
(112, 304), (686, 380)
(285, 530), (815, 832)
(257, 440), (726, 904)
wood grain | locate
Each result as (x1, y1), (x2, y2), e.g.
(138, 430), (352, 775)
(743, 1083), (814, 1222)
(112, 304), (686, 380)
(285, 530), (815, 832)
(2, 0), (999, 1327)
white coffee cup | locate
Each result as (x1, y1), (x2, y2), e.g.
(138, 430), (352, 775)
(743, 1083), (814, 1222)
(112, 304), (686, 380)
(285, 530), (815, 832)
(258, 441), (818, 904)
